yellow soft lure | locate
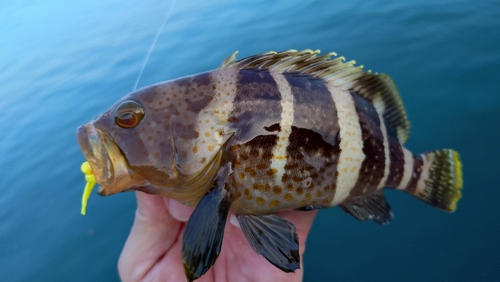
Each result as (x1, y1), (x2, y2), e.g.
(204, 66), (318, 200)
(80, 162), (96, 215)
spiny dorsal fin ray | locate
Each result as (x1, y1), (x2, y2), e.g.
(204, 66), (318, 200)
(220, 50), (410, 143)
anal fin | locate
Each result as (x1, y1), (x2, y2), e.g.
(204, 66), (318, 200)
(339, 191), (393, 225)
(181, 163), (233, 282)
(236, 214), (300, 273)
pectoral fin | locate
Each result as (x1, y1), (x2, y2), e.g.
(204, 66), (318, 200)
(236, 214), (300, 272)
(181, 163), (233, 282)
(339, 191), (393, 225)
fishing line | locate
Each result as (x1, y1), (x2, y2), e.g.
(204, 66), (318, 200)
(133, 0), (177, 91)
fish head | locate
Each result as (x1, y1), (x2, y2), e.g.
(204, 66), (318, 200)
(77, 76), (230, 200)
(77, 84), (184, 196)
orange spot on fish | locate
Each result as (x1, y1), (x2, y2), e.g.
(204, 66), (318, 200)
(305, 193), (311, 201)
(208, 144), (214, 152)
(273, 186), (282, 195)
(267, 168), (278, 177)
(269, 200), (280, 208)
(244, 167), (257, 177)
(205, 132), (211, 137)
(284, 193), (294, 201)
(256, 163), (267, 170)
(256, 197), (265, 205)
(192, 146), (198, 153)
(253, 183), (270, 192)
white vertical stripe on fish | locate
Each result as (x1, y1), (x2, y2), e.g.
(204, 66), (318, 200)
(415, 154), (430, 195)
(397, 147), (414, 190)
(269, 71), (294, 184)
(194, 68), (239, 161)
(328, 86), (365, 205)
(377, 113), (390, 190)
(209, 68), (239, 123)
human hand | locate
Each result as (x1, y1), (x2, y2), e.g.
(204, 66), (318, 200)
(118, 191), (318, 282)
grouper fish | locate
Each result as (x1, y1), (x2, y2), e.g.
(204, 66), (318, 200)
(77, 50), (463, 281)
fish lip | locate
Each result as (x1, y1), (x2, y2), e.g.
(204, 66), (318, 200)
(77, 124), (114, 186)
(77, 124), (151, 196)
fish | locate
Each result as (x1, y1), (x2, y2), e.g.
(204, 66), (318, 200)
(77, 49), (463, 281)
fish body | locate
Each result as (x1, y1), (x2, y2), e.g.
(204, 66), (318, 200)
(77, 50), (462, 281)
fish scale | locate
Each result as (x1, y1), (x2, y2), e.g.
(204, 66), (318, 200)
(77, 50), (463, 281)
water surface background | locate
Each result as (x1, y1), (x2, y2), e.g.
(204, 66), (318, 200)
(1, 0), (499, 281)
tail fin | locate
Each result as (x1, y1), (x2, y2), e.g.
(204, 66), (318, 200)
(411, 149), (463, 212)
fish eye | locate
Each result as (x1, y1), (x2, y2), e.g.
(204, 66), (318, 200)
(114, 100), (145, 128)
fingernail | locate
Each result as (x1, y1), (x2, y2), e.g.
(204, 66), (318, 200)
(229, 214), (240, 228)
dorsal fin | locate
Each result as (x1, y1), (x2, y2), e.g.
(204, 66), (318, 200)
(220, 50), (410, 143)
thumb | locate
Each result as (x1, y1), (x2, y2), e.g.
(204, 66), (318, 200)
(118, 192), (181, 281)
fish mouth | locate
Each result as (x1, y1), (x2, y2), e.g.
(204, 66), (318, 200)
(77, 124), (147, 196)
(77, 124), (114, 186)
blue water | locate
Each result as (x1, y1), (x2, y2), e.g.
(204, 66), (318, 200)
(1, 0), (499, 281)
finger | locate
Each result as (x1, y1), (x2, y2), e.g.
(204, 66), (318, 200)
(165, 198), (195, 222)
(118, 192), (181, 282)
